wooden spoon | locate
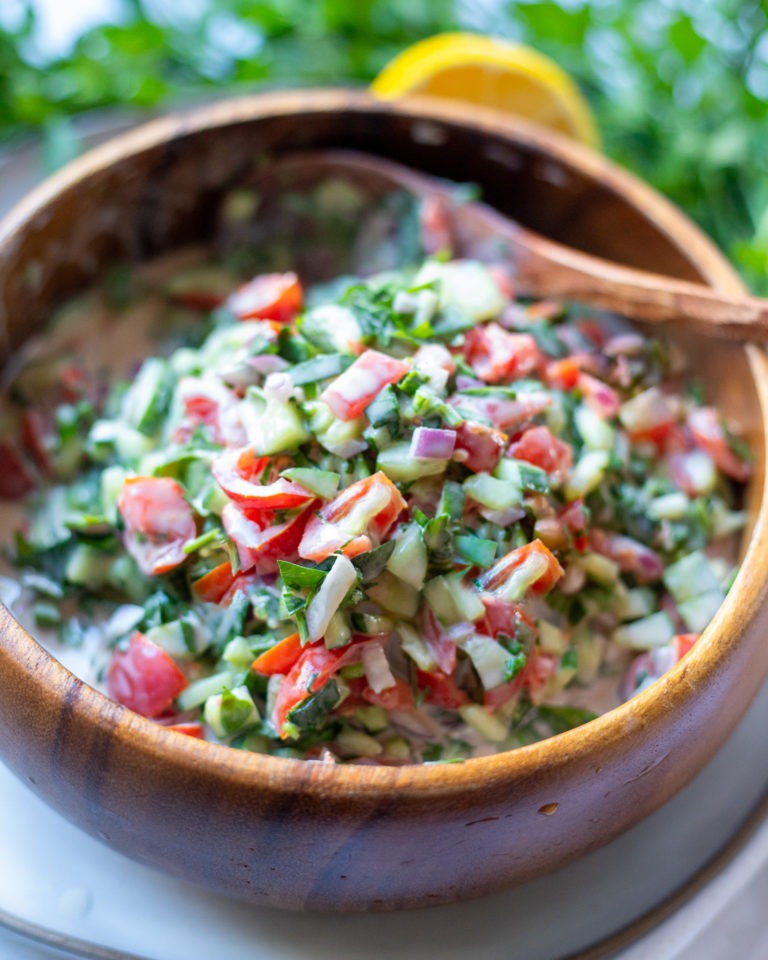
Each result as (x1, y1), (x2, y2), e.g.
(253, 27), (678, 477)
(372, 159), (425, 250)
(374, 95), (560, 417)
(260, 150), (767, 342)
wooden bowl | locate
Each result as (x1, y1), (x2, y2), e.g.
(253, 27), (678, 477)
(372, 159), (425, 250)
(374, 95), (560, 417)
(1, 90), (767, 913)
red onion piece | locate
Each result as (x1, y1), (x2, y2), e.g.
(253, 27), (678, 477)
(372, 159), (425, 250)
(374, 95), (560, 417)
(410, 426), (456, 460)
(246, 354), (289, 375)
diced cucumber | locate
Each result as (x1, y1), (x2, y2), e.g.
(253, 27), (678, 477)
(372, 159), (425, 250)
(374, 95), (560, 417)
(565, 450), (611, 499)
(279, 467), (339, 499)
(663, 551), (722, 604)
(538, 621), (569, 655)
(648, 492), (689, 520)
(463, 473), (522, 511)
(458, 704), (508, 742)
(367, 571), (420, 619)
(575, 552), (620, 585)
(65, 544), (112, 589)
(222, 636), (256, 671)
(386, 524), (428, 591)
(358, 613), (394, 636)
(324, 610), (352, 649)
(241, 397), (309, 455)
(204, 685), (259, 739)
(614, 587), (656, 621)
(377, 442), (447, 482)
(309, 404), (367, 458)
(492, 458), (548, 493)
(122, 357), (172, 435)
(298, 305), (363, 354)
(574, 626), (604, 685)
(383, 736), (411, 760)
(397, 621), (438, 673)
(678, 590), (724, 632)
(100, 465), (127, 524)
(423, 574), (485, 625)
(612, 612), (676, 650)
(415, 261), (506, 321)
(574, 404), (615, 451)
(177, 671), (235, 711)
(336, 728), (383, 757)
(145, 620), (194, 658)
(107, 555), (152, 603)
(355, 705), (388, 733)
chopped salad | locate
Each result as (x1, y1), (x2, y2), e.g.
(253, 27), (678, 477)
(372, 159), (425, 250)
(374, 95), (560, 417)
(0, 186), (751, 764)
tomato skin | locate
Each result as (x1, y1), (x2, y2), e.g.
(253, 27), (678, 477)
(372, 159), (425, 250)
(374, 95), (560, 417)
(118, 477), (196, 576)
(223, 498), (317, 573)
(480, 595), (537, 642)
(363, 677), (415, 711)
(192, 561), (237, 603)
(688, 407), (752, 482)
(175, 377), (243, 446)
(107, 632), (188, 718)
(464, 324), (543, 384)
(273, 640), (371, 737)
(559, 499), (588, 551)
(478, 539), (564, 596)
(320, 349), (410, 422)
(450, 391), (552, 432)
(508, 425), (573, 477)
(212, 447), (314, 510)
(454, 419), (506, 472)
(227, 272), (303, 324)
(416, 670), (470, 709)
(419, 195), (453, 255)
(299, 471), (407, 563)
(252, 632), (303, 676)
(164, 722), (205, 739)
(545, 356), (582, 390)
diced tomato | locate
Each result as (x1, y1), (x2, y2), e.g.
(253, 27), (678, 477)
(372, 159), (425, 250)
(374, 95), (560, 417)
(589, 530), (664, 583)
(419, 195), (453, 255)
(211, 446), (314, 510)
(320, 349), (410, 422)
(422, 608), (457, 675)
(299, 471), (407, 563)
(192, 561), (237, 603)
(227, 272), (303, 324)
(508, 425), (572, 477)
(252, 632), (303, 676)
(673, 633), (699, 661)
(464, 323), (543, 384)
(416, 670), (470, 709)
(483, 649), (556, 710)
(450, 391), (552, 432)
(544, 356), (582, 390)
(413, 343), (456, 386)
(21, 409), (53, 474)
(578, 372), (620, 418)
(363, 677), (415, 711)
(219, 571), (258, 607)
(222, 498), (316, 573)
(107, 631), (188, 718)
(118, 477), (196, 577)
(559, 499), (588, 551)
(688, 407), (752, 482)
(164, 722), (205, 739)
(175, 377), (243, 446)
(453, 419), (506, 472)
(273, 640), (370, 737)
(0, 442), (36, 500)
(480, 595), (537, 641)
(487, 264), (515, 302)
(478, 539), (564, 597)
(665, 450), (715, 497)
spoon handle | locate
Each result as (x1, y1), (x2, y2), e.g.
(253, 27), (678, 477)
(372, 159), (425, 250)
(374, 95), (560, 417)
(454, 202), (768, 342)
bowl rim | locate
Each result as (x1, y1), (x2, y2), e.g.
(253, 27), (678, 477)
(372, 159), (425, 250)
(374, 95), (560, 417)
(1, 87), (766, 798)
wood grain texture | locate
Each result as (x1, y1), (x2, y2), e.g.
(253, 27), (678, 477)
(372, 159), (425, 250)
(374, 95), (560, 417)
(0, 90), (767, 912)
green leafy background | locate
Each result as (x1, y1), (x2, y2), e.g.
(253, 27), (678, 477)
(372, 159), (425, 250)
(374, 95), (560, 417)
(2, 0), (767, 290)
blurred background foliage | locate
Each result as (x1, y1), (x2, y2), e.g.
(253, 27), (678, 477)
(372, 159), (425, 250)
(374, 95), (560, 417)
(1, 0), (767, 290)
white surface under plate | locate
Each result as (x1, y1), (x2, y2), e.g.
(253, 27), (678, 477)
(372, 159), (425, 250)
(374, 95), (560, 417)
(2, 669), (768, 960)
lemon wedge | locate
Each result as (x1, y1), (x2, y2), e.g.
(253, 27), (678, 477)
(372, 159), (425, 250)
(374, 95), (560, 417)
(371, 32), (599, 148)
